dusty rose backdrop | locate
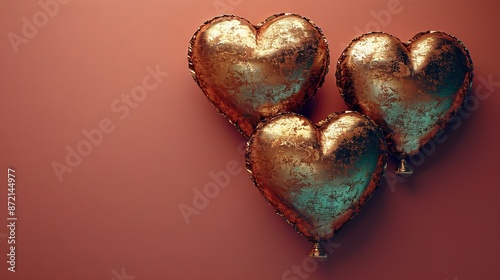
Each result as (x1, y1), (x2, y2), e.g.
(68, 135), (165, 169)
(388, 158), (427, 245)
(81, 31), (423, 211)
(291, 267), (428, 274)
(0, 0), (499, 279)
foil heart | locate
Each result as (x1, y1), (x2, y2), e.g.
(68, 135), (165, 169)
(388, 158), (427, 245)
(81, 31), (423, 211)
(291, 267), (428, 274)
(246, 112), (387, 257)
(336, 31), (473, 174)
(188, 13), (329, 138)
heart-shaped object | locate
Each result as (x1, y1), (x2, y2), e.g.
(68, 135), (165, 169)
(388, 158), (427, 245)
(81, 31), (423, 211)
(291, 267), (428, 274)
(188, 13), (329, 138)
(246, 112), (387, 257)
(336, 31), (473, 174)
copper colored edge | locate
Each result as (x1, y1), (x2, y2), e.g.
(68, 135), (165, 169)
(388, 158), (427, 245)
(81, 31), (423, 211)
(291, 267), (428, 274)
(245, 112), (388, 242)
(335, 31), (474, 158)
(187, 13), (330, 138)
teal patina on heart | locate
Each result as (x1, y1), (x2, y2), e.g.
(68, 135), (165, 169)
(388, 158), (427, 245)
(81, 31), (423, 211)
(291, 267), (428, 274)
(246, 112), (387, 242)
(336, 31), (473, 170)
(288, 151), (382, 238)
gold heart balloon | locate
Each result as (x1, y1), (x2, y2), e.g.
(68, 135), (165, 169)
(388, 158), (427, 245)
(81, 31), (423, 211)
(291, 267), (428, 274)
(246, 112), (387, 257)
(336, 31), (473, 174)
(188, 13), (329, 138)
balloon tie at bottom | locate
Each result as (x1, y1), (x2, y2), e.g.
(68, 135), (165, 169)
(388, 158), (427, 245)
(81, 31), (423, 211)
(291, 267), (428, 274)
(309, 241), (328, 259)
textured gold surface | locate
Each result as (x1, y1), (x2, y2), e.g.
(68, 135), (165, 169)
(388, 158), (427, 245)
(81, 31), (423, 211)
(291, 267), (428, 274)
(188, 13), (329, 138)
(246, 112), (387, 242)
(336, 31), (473, 161)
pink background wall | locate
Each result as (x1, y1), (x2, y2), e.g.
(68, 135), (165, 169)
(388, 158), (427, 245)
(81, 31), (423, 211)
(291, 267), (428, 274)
(1, 0), (499, 279)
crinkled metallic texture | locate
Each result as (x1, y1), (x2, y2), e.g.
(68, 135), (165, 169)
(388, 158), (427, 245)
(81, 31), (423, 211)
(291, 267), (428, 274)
(246, 112), (387, 241)
(188, 13), (330, 138)
(336, 31), (473, 158)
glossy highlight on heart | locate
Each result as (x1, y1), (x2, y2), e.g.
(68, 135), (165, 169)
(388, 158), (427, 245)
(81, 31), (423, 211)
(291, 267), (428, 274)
(188, 13), (329, 138)
(336, 31), (473, 174)
(246, 112), (387, 257)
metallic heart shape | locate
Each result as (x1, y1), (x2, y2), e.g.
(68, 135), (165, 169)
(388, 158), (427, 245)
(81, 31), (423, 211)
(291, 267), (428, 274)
(246, 112), (387, 257)
(188, 13), (329, 138)
(336, 31), (473, 174)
